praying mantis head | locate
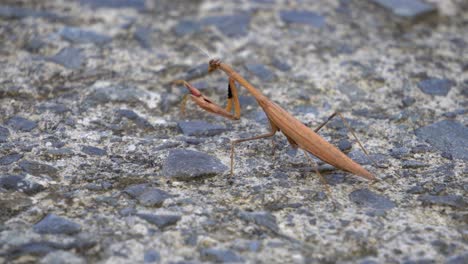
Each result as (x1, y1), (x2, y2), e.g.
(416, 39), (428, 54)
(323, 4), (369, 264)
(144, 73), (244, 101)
(208, 59), (222, 73)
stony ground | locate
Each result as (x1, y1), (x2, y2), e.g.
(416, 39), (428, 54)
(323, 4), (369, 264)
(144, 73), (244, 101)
(0, 0), (467, 263)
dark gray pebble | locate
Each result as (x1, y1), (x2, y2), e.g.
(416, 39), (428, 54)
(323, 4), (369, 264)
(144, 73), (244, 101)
(352, 108), (387, 119)
(418, 78), (454, 96)
(37, 103), (71, 114)
(411, 144), (432, 154)
(44, 148), (74, 159)
(441, 152), (453, 160)
(123, 183), (149, 198)
(245, 63), (276, 82)
(138, 188), (170, 207)
(5, 116), (37, 132)
(239, 211), (279, 233)
(134, 26), (153, 50)
(280, 10), (326, 28)
(271, 57), (291, 72)
(178, 121), (227, 137)
(202, 13), (251, 37)
(5, 241), (61, 259)
(19, 160), (58, 177)
(47, 47), (84, 69)
(418, 195), (467, 209)
(406, 185), (425, 194)
(389, 147), (411, 158)
(338, 139), (353, 152)
(86, 84), (145, 105)
(402, 160), (429, 169)
(402, 97), (416, 107)
(181, 63), (209, 81)
(313, 191), (328, 201)
(23, 37), (45, 53)
(0, 174), (44, 195)
(119, 207), (136, 216)
(348, 150), (371, 165)
(44, 136), (65, 148)
(371, 0), (436, 18)
(0, 5), (64, 21)
(445, 252), (468, 264)
(173, 20), (202, 36)
(81, 145), (107, 156)
(144, 249), (161, 263)
(59, 27), (111, 45)
(293, 105), (319, 116)
(200, 248), (244, 263)
(33, 214), (81, 234)
(0, 126), (9, 142)
(137, 214), (181, 229)
(402, 259), (435, 264)
(324, 173), (346, 185)
(116, 109), (153, 129)
(162, 149), (228, 180)
(336, 83), (366, 102)
(415, 120), (467, 160)
(349, 188), (396, 211)
(0, 152), (23, 165)
(79, 0), (146, 10)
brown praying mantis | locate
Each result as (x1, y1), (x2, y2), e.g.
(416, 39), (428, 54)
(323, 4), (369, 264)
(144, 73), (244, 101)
(174, 59), (377, 188)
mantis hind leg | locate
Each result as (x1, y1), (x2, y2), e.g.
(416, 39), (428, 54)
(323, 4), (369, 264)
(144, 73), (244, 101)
(230, 130), (277, 177)
(302, 149), (332, 196)
(314, 112), (377, 168)
(230, 120), (278, 177)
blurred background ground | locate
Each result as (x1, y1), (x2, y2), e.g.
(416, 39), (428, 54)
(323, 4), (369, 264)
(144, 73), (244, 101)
(0, 0), (467, 263)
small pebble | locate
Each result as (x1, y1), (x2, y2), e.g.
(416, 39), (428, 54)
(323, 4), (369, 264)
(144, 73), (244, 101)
(137, 188), (170, 207)
(239, 211), (279, 232)
(349, 188), (396, 212)
(402, 160), (428, 169)
(143, 249), (161, 263)
(280, 10), (326, 28)
(371, 0), (436, 18)
(5, 116), (37, 132)
(19, 160), (58, 177)
(177, 121), (227, 137)
(200, 248), (244, 263)
(79, 0), (146, 10)
(47, 47), (84, 69)
(418, 195), (467, 209)
(245, 63), (276, 82)
(418, 78), (454, 96)
(59, 27), (111, 45)
(81, 145), (107, 156)
(0, 174), (45, 195)
(0, 152), (23, 165)
(162, 149), (227, 180)
(415, 120), (468, 160)
(33, 214), (81, 235)
(134, 26), (152, 50)
(0, 125), (10, 142)
(202, 13), (251, 37)
(137, 213), (181, 229)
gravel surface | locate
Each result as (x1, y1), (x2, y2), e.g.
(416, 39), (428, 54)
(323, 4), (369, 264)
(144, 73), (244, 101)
(0, 0), (467, 263)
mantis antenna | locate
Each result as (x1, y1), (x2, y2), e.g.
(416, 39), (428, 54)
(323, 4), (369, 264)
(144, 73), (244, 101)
(191, 44), (213, 60)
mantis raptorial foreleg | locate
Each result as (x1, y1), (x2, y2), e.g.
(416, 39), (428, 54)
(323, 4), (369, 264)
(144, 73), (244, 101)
(225, 78), (241, 119)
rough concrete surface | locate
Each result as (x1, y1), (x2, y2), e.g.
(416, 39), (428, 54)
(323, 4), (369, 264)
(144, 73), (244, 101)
(0, 0), (467, 263)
